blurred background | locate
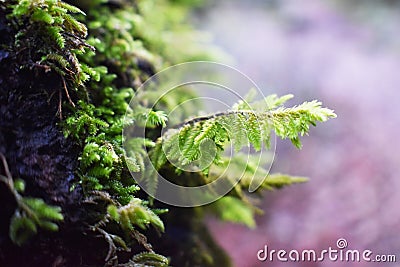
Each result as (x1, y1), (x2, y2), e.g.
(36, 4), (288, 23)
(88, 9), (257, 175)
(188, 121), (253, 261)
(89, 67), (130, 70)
(191, 0), (400, 266)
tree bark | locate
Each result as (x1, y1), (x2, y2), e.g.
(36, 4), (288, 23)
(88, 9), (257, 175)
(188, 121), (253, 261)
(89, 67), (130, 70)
(0, 7), (101, 266)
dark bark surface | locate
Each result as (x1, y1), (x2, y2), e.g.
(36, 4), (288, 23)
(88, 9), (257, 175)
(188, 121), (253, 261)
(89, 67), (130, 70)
(0, 7), (98, 266)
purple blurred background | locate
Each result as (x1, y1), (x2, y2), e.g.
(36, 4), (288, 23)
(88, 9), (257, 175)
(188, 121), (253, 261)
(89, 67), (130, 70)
(194, 0), (400, 266)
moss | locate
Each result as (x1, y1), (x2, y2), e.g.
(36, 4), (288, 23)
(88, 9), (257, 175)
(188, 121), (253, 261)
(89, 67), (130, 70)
(0, 0), (226, 265)
(59, 1), (220, 265)
(0, 1), (335, 266)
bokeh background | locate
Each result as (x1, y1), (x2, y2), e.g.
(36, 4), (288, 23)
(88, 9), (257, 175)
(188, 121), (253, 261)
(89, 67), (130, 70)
(192, 0), (400, 266)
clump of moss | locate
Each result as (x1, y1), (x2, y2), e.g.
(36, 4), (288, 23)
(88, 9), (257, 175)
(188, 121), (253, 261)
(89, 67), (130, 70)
(9, 0), (94, 106)
(59, 1), (216, 265)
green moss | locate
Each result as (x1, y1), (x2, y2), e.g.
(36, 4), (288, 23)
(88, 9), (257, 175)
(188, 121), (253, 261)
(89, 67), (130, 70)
(2, 0), (335, 265)
(58, 0), (214, 264)
(10, 0), (91, 88)
(0, 153), (64, 246)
